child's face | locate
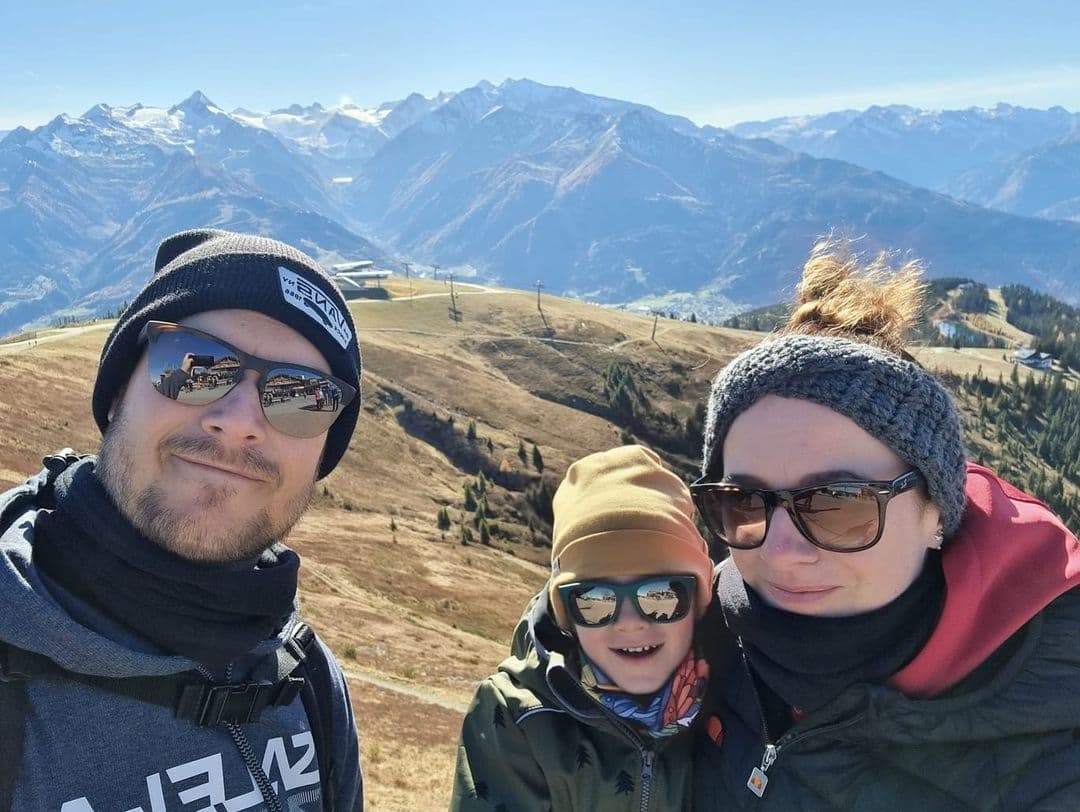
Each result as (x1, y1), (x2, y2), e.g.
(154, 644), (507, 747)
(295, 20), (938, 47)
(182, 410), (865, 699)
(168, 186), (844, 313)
(573, 575), (695, 696)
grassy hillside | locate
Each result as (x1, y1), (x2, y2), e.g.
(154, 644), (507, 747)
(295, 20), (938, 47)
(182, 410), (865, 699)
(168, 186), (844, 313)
(0, 279), (1075, 809)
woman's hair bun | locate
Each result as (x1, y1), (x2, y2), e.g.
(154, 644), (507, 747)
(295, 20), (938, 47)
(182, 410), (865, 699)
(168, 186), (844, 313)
(785, 237), (927, 355)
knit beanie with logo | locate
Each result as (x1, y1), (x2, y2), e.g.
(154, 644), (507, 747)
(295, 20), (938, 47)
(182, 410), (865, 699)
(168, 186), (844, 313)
(548, 444), (715, 630)
(91, 229), (362, 478)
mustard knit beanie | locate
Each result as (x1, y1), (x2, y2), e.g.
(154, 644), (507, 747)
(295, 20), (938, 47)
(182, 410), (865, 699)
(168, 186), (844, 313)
(548, 445), (714, 630)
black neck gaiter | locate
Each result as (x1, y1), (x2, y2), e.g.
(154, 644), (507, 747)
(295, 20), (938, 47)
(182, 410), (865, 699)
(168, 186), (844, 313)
(33, 458), (300, 671)
(716, 553), (945, 715)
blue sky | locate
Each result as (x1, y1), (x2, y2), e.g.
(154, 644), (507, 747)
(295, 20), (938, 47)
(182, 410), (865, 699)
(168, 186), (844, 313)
(2, 0), (1079, 130)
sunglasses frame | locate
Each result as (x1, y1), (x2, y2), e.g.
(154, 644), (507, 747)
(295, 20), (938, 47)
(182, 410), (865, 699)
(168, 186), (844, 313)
(137, 320), (357, 438)
(689, 470), (924, 554)
(557, 574), (698, 628)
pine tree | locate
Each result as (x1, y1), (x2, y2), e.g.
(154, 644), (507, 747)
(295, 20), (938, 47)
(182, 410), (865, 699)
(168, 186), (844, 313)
(467, 420), (477, 441)
(480, 520), (492, 546)
(576, 745), (592, 769)
(532, 444), (544, 473)
(518, 440), (528, 465)
(437, 507), (451, 532)
(464, 483), (478, 512)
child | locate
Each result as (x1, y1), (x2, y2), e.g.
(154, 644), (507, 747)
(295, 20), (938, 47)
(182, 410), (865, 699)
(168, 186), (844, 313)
(452, 445), (715, 811)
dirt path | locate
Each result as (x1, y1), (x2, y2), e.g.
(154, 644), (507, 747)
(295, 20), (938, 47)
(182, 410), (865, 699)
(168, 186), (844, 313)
(0, 321), (115, 355)
(341, 665), (470, 714)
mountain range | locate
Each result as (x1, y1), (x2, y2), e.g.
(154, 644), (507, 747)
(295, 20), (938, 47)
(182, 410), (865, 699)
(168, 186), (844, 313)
(3, 80), (1080, 336)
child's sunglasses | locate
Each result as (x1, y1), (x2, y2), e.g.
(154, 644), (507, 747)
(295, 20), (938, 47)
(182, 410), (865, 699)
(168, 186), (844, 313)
(137, 320), (356, 439)
(689, 470), (924, 553)
(557, 575), (696, 628)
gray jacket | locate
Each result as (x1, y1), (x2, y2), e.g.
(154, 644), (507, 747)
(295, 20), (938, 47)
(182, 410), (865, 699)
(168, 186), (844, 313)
(0, 466), (362, 811)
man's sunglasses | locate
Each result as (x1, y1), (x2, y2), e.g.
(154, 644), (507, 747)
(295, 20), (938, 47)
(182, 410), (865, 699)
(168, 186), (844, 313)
(689, 471), (924, 553)
(137, 320), (356, 439)
(557, 575), (697, 628)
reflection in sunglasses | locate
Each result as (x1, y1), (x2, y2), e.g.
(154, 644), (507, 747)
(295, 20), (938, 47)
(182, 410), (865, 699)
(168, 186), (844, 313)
(140, 321), (355, 439)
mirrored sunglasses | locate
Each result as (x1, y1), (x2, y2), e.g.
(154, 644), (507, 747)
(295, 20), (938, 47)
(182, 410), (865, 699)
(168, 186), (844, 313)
(137, 320), (356, 439)
(690, 471), (924, 553)
(557, 575), (697, 628)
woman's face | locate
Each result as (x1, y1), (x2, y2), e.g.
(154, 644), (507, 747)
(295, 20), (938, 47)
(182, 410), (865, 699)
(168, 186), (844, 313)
(720, 395), (940, 616)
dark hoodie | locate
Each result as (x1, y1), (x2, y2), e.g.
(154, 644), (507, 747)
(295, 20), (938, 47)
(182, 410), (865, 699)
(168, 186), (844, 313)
(694, 463), (1080, 811)
(0, 462), (362, 811)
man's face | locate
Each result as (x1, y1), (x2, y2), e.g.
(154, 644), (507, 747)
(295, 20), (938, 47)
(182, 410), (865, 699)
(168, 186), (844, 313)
(98, 309), (328, 562)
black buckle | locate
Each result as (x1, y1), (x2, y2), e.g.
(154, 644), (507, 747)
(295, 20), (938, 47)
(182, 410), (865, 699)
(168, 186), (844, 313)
(182, 682), (274, 726)
(177, 677), (305, 726)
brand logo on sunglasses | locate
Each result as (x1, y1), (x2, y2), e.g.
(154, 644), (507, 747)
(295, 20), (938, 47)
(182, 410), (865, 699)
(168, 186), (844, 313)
(278, 266), (353, 350)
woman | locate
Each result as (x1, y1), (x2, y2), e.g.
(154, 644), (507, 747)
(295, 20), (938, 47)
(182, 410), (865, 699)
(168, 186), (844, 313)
(690, 242), (1080, 810)
(452, 445), (714, 811)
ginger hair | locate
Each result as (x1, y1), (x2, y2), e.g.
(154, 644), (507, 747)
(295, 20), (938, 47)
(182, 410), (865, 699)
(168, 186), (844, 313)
(784, 237), (927, 356)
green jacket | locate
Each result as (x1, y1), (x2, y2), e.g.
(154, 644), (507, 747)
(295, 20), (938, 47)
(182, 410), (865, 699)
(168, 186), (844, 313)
(452, 591), (699, 812)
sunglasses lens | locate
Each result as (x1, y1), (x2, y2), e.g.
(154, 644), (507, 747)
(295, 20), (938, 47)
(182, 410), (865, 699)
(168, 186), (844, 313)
(146, 325), (348, 439)
(708, 490), (768, 548)
(260, 367), (344, 438)
(797, 485), (880, 550)
(568, 585), (618, 626)
(635, 578), (693, 623)
(147, 329), (243, 405)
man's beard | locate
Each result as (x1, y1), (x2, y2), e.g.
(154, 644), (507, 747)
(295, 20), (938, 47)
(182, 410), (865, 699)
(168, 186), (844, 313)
(97, 407), (317, 563)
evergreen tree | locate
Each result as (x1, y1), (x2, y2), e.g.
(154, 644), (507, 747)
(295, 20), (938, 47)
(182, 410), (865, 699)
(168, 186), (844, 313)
(437, 507), (451, 532)
(463, 483), (478, 512)
(467, 420), (477, 441)
(518, 440), (528, 465)
(532, 444), (544, 473)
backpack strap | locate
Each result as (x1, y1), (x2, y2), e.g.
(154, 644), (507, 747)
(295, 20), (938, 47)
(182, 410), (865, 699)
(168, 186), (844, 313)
(291, 624), (341, 811)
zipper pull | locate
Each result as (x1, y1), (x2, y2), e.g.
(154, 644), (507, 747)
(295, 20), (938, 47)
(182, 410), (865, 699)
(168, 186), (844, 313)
(747, 743), (777, 798)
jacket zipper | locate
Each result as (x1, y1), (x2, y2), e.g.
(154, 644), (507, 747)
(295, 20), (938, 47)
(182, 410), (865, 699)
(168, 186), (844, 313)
(639, 746), (655, 812)
(745, 716), (865, 798)
(735, 642), (865, 800)
(547, 672), (658, 810)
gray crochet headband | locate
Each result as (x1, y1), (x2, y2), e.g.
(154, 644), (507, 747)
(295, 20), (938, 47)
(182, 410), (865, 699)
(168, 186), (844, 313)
(701, 334), (967, 537)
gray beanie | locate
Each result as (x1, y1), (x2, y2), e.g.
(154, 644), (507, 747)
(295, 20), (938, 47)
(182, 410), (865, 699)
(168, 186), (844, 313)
(702, 334), (967, 537)
(92, 229), (361, 479)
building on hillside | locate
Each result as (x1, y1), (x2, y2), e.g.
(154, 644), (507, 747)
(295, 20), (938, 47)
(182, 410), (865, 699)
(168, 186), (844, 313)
(330, 261), (391, 287)
(935, 320), (958, 339)
(1011, 348), (1053, 371)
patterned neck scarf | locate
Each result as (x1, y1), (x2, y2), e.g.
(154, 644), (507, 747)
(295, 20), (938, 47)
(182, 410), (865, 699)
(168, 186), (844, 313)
(580, 647), (709, 738)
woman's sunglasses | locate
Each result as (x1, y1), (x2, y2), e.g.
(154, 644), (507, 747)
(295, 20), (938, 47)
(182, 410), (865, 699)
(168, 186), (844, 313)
(689, 471), (924, 553)
(137, 320), (356, 439)
(557, 575), (697, 628)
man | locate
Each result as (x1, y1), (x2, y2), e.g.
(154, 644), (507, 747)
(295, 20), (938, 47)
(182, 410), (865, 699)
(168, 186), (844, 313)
(0, 230), (364, 811)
